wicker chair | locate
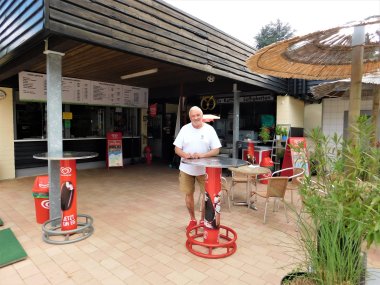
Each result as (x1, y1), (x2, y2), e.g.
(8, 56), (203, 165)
(272, 167), (305, 204)
(250, 176), (290, 224)
(230, 170), (253, 203)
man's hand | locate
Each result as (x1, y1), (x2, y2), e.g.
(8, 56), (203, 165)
(184, 152), (192, 159)
(191, 153), (202, 159)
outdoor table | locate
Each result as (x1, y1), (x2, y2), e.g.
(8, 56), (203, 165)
(182, 156), (246, 258)
(228, 165), (271, 207)
(33, 151), (98, 244)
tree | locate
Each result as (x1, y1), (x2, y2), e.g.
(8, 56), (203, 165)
(254, 19), (295, 49)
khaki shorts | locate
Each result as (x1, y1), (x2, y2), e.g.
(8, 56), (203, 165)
(179, 171), (205, 195)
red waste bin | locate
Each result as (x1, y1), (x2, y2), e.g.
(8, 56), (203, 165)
(32, 176), (50, 224)
(260, 157), (274, 184)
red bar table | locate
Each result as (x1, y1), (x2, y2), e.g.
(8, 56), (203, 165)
(182, 156), (246, 258)
(33, 151), (97, 244)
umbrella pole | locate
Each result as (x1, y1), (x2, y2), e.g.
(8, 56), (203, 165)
(371, 86), (380, 145)
(347, 25), (365, 142)
(232, 83), (240, 159)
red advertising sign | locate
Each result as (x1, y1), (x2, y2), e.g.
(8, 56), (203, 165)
(60, 160), (77, 231)
(106, 132), (123, 168)
(149, 103), (157, 117)
(282, 137), (309, 176)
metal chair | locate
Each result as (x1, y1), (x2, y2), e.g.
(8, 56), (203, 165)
(221, 176), (231, 209)
(250, 176), (290, 224)
(229, 169), (253, 203)
(271, 167), (305, 204)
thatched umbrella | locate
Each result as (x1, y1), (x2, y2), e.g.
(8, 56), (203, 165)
(311, 72), (380, 144)
(246, 15), (380, 140)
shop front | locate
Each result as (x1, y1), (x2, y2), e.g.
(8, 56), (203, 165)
(0, 0), (290, 180)
(13, 72), (146, 177)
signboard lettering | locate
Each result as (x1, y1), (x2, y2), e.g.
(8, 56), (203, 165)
(18, 71), (148, 108)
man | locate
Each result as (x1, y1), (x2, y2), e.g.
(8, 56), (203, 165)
(173, 106), (221, 231)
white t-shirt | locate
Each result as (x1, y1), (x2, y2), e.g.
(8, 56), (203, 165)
(173, 123), (221, 176)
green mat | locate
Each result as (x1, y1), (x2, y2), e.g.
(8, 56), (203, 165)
(0, 228), (27, 267)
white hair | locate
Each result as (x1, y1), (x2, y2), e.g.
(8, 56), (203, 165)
(189, 106), (203, 117)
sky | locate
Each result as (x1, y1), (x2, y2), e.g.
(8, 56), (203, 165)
(164, 0), (380, 47)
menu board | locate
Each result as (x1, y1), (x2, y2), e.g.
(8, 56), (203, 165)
(91, 81), (111, 105)
(18, 71), (148, 108)
(18, 72), (47, 101)
(110, 84), (123, 106)
(62, 77), (91, 104)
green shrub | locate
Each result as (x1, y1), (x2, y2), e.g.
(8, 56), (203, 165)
(295, 116), (380, 284)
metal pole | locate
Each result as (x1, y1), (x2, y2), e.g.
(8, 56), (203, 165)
(347, 25), (364, 141)
(232, 83), (240, 159)
(371, 86), (380, 145)
(44, 50), (65, 222)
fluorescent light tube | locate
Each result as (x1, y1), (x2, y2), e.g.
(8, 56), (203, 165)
(120, 68), (158, 80)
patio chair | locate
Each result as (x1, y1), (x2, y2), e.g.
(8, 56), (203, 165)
(249, 176), (289, 224)
(229, 169), (254, 202)
(221, 176), (231, 209)
(272, 167), (305, 204)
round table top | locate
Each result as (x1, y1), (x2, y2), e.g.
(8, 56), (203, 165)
(182, 156), (247, 168)
(228, 165), (271, 175)
(33, 151), (98, 160)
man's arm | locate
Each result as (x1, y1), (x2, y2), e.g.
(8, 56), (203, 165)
(175, 146), (192, 159)
(192, 147), (220, 159)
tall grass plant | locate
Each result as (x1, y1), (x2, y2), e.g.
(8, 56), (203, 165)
(293, 116), (380, 284)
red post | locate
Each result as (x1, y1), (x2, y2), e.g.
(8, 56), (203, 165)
(60, 160), (77, 230)
(282, 137), (310, 176)
(203, 167), (222, 244)
(144, 145), (152, 165)
(247, 140), (255, 164)
(259, 157), (274, 184)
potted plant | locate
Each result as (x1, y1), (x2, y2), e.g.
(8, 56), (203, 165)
(259, 126), (271, 143)
(275, 126), (283, 140)
(283, 116), (380, 284)
(281, 127), (288, 141)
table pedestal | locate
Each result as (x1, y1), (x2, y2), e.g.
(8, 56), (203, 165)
(186, 167), (237, 258)
(60, 160), (77, 231)
(33, 151), (96, 244)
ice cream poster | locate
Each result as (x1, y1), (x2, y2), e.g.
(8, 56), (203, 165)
(107, 132), (123, 167)
(60, 160), (78, 231)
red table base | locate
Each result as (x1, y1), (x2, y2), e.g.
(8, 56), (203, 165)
(185, 167), (237, 258)
(185, 225), (237, 258)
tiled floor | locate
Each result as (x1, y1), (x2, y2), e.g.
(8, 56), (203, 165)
(0, 163), (379, 285)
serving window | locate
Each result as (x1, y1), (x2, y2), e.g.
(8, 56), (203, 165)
(15, 102), (140, 139)
(15, 102), (46, 139)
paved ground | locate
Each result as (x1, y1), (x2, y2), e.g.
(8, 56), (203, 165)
(0, 162), (379, 284)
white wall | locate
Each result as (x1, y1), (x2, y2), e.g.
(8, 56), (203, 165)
(304, 103), (322, 135)
(322, 97), (376, 138)
(276, 96), (304, 128)
(0, 87), (15, 180)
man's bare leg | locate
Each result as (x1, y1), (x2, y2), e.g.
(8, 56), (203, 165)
(185, 193), (196, 221)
